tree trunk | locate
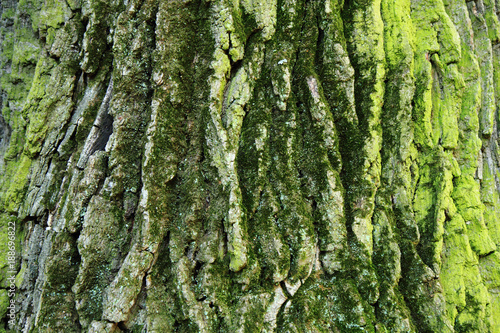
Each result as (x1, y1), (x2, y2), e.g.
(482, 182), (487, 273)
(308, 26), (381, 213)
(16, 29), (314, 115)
(1, 0), (500, 331)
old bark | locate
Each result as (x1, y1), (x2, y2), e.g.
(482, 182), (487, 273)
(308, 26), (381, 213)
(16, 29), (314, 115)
(1, 0), (500, 331)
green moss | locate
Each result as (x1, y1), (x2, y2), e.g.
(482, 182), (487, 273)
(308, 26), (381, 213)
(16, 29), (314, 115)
(10, 31), (40, 66)
(280, 275), (377, 332)
(1, 0), (500, 331)
(0, 289), (8, 320)
(0, 29), (15, 64)
(15, 0), (44, 31)
(465, 2), (496, 139)
(2, 155), (31, 212)
(374, 0), (422, 328)
(452, 175), (496, 256)
(411, 0), (462, 150)
(441, 214), (473, 324)
(15, 262), (26, 289)
(479, 252), (500, 332)
(80, 22), (109, 74)
(38, 0), (72, 30)
(22, 56), (54, 157)
(0, 2), (41, 208)
(343, 0), (385, 255)
(1, 8), (15, 20)
(0, 215), (18, 288)
(481, 161), (500, 246)
(33, 232), (81, 332)
(102, 249), (152, 322)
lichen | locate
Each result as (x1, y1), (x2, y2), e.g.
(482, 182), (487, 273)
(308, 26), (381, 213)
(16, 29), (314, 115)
(1, 0), (500, 331)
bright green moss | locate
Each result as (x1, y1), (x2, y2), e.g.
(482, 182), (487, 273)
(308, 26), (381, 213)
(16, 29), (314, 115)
(406, 1), (497, 330)
(479, 252), (500, 332)
(0, 289), (7, 321)
(452, 175), (496, 256)
(376, 0), (421, 328)
(441, 214), (473, 324)
(11, 28), (40, 66)
(38, 0), (72, 30)
(411, 0), (462, 150)
(2, 155), (31, 212)
(343, 0), (385, 225)
(381, 0), (414, 68)
(0, 1), (41, 199)
(22, 56), (54, 157)
(15, 262), (26, 289)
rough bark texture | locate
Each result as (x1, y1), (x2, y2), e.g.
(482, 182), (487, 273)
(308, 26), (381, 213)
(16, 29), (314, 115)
(1, 0), (500, 332)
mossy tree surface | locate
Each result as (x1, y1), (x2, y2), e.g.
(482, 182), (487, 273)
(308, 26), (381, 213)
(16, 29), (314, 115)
(1, 0), (500, 331)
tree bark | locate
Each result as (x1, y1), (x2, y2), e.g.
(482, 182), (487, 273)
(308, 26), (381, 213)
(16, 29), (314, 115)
(1, 0), (500, 331)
